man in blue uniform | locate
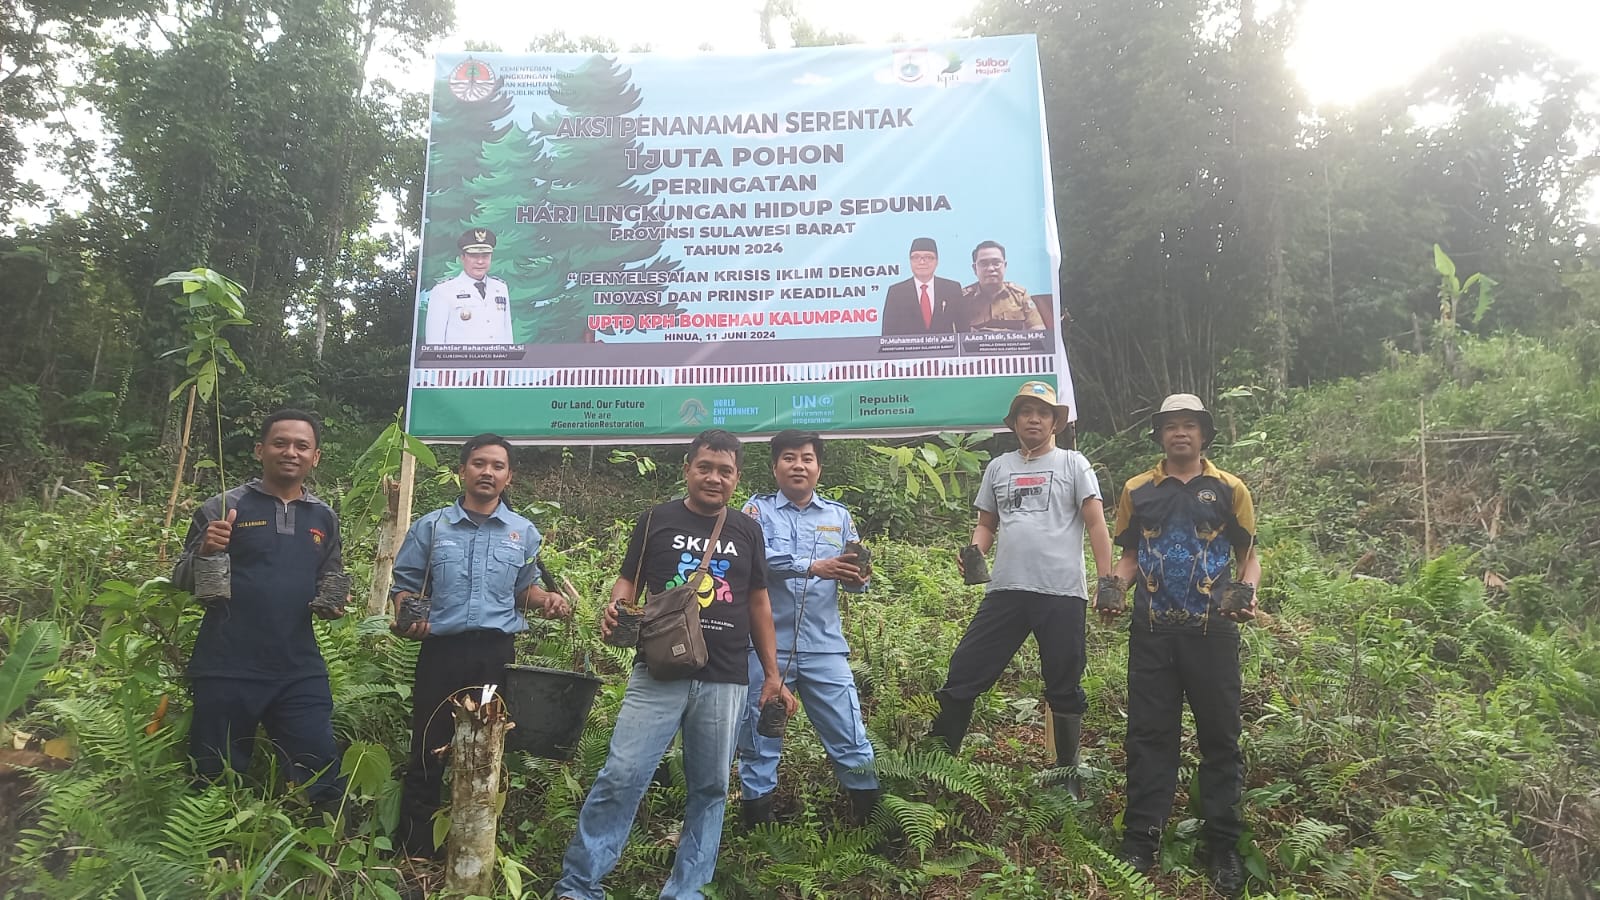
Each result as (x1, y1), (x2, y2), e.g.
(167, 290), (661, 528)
(388, 433), (570, 858)
(174, 409), (346, 803)
(737, 430), (877, 829)
(423, 227), (514, 344)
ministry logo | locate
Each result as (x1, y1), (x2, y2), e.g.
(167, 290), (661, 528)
(448, 58), (497, 102)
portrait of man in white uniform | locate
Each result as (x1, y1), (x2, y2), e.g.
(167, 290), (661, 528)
(423, 227), (515, 345)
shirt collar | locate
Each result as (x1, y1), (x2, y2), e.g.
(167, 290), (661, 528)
(444, 497), (514, 524)
(1150, 458), (1219, 485)
(244, 477), (320, 506)
(773, 490), (815, 511)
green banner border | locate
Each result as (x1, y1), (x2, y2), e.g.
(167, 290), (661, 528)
(409, 377), (1037, 442)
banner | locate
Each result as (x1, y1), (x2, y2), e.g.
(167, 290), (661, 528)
(408, 36), (1070, 442)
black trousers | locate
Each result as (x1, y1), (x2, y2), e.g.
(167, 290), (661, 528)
(189, 674), (341, 802)
(396, 629), (515, 855)
(936, 589), (1088, 715)
(1121, 628), (1244, 853)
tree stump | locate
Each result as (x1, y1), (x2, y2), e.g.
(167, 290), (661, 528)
(444, 688), (510, 897)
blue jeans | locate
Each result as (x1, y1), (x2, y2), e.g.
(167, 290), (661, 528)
(555, 665), (746, 900)
(738, 650), (877, 797)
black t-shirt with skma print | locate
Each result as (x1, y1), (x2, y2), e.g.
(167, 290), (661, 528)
(619, 500), (768, 683)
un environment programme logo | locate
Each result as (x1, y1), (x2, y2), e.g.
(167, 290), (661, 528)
(449, 58), (496, 102)
(679, 398), (709, 426)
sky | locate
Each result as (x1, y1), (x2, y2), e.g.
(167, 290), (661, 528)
(12, 0), (1600, 226)
(436, 0), (1600, 108)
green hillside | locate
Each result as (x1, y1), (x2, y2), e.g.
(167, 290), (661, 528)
(3, 330), (1596, 898)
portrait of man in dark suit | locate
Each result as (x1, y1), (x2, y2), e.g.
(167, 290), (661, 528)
(881, 237), (964, 335)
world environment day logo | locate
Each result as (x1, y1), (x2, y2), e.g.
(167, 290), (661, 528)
(679, 398), (709, 426)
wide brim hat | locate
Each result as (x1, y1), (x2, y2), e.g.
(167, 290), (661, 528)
(1148, 393), (1216, 447)
(1003, 381), (1070, 433)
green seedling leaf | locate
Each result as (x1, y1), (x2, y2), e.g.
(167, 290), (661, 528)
(0, 621), (64, 721)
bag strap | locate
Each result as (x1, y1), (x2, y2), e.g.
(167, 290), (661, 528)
(630, 507), (655, 604)
(694, 507), (728, 574)
(632, 505), (726, 602)
(633, 499), (729, 598)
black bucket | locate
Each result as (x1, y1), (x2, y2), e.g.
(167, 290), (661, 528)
(501, 665), (603, 759)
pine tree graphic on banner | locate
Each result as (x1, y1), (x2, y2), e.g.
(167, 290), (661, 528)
(463, 128), (551, 342)
(522, 55), (683, 344)
(420, 71), (514, 290)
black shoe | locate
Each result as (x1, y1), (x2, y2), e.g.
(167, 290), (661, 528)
(741, 792), (776, 831)
(928, 695), (974, 754)
(847, 787), (882, 826)
(1208, 846), (1245, 898)
(1116, 846), (1155, 876)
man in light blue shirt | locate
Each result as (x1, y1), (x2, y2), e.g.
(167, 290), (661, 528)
(737, 430), (877, 829)
(389, 433), (569, 858)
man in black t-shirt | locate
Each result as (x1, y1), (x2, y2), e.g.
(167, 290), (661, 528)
(555, 430), (795, 900)
(173, 409), (346, 803)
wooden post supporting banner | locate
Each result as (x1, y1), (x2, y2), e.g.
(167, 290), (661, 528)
(444, 688), (510, 897)
(1419, 399), (1434, 559)
(367, 452), (417, 617)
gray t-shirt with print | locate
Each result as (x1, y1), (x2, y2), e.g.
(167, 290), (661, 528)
(974, 447), (1101, 598)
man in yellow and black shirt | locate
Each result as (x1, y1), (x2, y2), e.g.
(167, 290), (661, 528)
(1101, 393), (1260, 898)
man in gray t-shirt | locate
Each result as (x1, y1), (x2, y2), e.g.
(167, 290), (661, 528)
(929, 381), (1114, 799)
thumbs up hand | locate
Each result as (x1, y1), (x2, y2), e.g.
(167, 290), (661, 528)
(201, 508), (236, 555)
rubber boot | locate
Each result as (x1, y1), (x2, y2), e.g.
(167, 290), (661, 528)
(928, 695), (974, 753)
(847, 787), (882, 826)
(740, 792), (776, 832)
(1051, 712), (1084, 801)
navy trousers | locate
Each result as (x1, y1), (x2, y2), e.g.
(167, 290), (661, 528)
(189, 674), (342, 801)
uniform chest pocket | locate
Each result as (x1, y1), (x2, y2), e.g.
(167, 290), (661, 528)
(813, 526), (845, 553)
(429, 539), (467, 587)
(487, 542), (526, 594)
